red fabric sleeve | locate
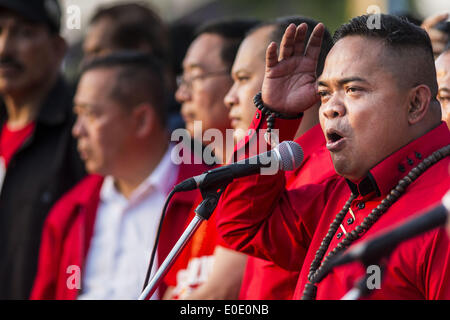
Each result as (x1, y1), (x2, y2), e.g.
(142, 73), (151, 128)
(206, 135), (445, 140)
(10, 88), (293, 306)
(215, 111), (336, 271)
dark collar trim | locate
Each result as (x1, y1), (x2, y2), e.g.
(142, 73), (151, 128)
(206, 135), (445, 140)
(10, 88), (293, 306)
(346, 172), (381, 197)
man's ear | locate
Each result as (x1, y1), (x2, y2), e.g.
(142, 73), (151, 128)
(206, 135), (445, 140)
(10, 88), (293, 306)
(407, 85), (431, 125)
(132, 103), (155, 137)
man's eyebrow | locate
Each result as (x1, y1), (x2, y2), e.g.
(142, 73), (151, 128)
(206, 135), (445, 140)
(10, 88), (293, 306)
(232, 68), (250, 76)
(438, 87), (450, 94)
(318, 77), (369, 87)
(184, 63), (203, 71)
(73, 101), (97, 110)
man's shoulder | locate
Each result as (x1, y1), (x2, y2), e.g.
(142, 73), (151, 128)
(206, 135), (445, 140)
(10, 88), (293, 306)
(45, 174), (104, 227)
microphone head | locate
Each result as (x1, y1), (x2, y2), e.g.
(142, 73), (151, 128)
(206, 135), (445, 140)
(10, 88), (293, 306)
(276, 141), (304, 171)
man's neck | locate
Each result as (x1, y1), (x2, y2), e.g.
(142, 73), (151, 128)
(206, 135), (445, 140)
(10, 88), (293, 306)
(3, 74), (57, 129)
(114, 141), (169, 199)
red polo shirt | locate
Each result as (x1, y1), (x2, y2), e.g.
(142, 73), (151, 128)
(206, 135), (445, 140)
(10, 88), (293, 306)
(216, 120), (450, 300)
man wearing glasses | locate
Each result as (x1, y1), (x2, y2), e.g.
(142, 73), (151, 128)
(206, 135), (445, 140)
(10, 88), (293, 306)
(175, 19), (258, 162)
(165, 18), (259, 300)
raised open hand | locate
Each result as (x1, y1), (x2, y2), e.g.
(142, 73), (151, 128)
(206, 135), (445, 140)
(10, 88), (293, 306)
(421, 12), (449, 58)
(261, 23), (325, 115)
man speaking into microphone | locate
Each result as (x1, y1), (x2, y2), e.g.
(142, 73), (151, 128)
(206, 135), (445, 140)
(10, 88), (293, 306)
(216, 14), (450, 300)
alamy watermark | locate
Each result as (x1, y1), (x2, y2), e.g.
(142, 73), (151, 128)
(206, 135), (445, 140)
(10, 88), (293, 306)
(170, 121), (281, 175)
(66, 265), (81, 290)
(366, 264), (382, 290)
(66, 5), (81, 30)
(367, 5), (382, 30)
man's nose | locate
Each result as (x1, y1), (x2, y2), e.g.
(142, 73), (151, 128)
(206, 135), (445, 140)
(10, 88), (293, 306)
(0, 29), (14, 57)
(224, 83), (238, 109)
(72, 116), (86, 138)
(175, 81), (191, 104)
(321, 94), (346, 119)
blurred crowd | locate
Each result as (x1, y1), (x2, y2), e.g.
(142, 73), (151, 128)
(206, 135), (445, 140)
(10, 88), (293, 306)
(0, 0), (448, 300)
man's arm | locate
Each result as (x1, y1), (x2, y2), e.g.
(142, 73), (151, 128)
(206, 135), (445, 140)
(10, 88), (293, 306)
(183, 246), (247, 300)
(215, 22), (331, 271)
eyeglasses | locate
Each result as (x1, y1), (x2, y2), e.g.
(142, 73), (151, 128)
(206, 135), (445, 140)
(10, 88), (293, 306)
(176, 70), (230, 89)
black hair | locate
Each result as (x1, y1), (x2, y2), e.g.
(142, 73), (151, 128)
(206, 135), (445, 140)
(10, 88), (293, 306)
(80, 51), (167, 126)
(393, 12), (423, 26)
(194, 18), (261, 70)
(248, 16), (333, 77)
(333, 14), (438, 96)
(89, 2), (169, 65)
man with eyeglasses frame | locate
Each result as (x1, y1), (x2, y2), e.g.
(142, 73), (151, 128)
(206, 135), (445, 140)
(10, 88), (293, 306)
(165, 18), (259, 300)
(175, 19), (258, 162)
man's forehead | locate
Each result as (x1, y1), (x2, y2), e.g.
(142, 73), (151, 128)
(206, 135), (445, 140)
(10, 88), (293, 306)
(77, 69), (116, 97)
(236, 25), (273, 61)
(436, 52), (450, 72)
(0, 12), (31, 26)
(319, 36), (388, 83)
(183, 33), (226, 70)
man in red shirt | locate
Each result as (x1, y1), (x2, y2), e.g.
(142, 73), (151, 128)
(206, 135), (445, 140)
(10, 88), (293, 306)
(223, 16), (334, 300)
(216, 14), (450, 299)
(31, 52), (208, 300)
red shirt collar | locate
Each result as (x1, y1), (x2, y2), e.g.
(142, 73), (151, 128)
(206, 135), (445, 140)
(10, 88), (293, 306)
(346, 122), (450, 197)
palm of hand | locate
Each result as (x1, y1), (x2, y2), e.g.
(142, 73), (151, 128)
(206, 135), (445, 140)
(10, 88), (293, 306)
(262, 55), (319, 115)
(261, 23), (325, 115)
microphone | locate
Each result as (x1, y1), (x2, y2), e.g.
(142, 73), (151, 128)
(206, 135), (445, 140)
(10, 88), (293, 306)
(173, 140), (304, 192)
(329, 190), (450, 269)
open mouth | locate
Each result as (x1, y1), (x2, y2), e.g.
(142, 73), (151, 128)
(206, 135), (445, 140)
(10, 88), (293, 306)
(327, 131), (343, 143)
(326, 129), (346, 152)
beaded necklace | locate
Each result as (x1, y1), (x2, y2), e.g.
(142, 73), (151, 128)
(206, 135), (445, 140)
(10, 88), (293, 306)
(301, 144), (450, 300)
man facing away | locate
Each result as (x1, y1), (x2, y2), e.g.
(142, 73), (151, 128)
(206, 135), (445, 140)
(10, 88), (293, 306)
(31, 52), (209, 300)
(0, 0), (85, 299)
(216, 14), (450, 299)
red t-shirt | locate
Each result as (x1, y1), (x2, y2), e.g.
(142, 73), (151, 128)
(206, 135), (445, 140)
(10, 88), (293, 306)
(0, 122), (35, 168)
(164, 194), (221, 299)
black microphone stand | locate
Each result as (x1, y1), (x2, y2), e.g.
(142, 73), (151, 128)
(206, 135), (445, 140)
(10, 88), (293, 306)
(138, 181), (230, 300)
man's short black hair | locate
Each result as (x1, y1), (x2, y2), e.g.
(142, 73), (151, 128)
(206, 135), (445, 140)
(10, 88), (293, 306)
(194, 18), (261, 70)
(80, 51), (167, 126)
(333, 14), (438, 97)
(248, 16), (333, 77)
(89, 3), (169, 65)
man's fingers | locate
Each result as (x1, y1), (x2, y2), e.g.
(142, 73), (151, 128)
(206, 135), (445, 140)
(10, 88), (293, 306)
(432, 42), (446, 56)
(279, 23), (297, 60)
(427, 27), (449, 43)
(304, 23), (325, 61)
(266, 42), (279, 69)
(422, 12), (449, 28)
(293, 23), (308, 56)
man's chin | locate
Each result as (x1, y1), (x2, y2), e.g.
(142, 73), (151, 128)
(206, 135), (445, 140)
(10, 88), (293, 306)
(332, 157), (357, 180)
(0, 79), (23, 94)
(84, 162), (103, 176)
